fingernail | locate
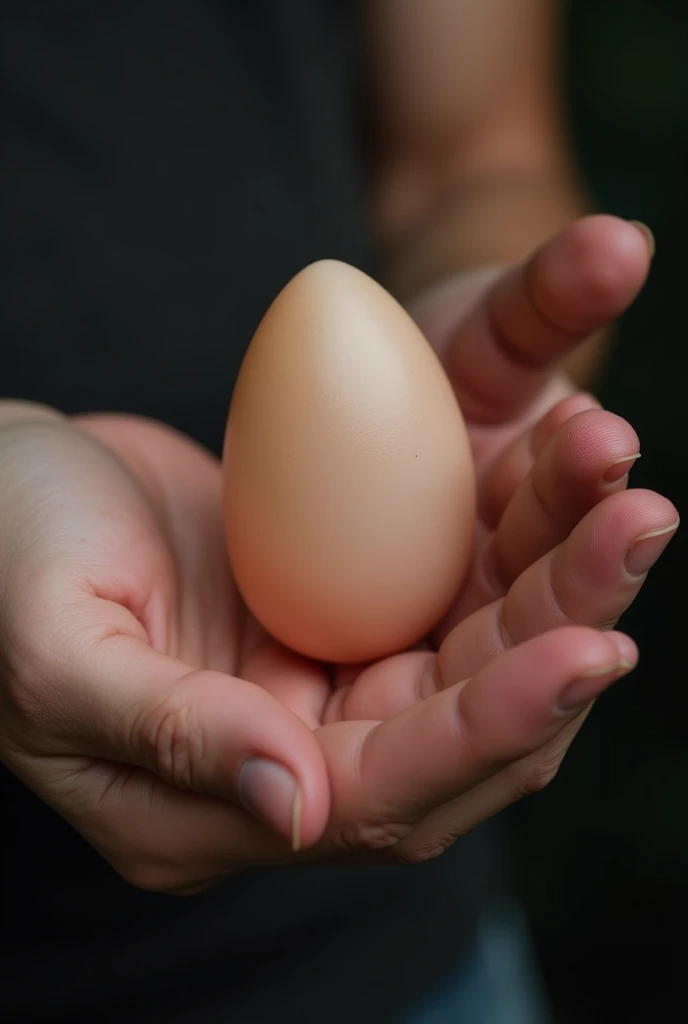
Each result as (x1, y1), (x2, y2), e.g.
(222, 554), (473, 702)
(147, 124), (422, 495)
(628, 220), (656, 259)
(238, 758), (302, 850)
(556, 659), (635, 715)
(625, 518), (680, 577)
(603, 452), (641, 484)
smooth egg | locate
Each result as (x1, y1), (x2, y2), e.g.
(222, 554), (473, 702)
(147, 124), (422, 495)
(223, 259), (475, 663)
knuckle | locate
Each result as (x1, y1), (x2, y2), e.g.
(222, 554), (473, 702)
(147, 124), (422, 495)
(105, 835), (206, 896)
(338, 820), (414, 854)
(597, 615), (622, 631)
(138, 685), (203, 790)
(393, 834), (457, 866)
(112, 852), (226, 896)
(113, 856), (194, 895)
(166, 881), (218, 898)
(515, 755), (562, 799)
(109, 840), (231, 896)
(83, 771), (219, 896)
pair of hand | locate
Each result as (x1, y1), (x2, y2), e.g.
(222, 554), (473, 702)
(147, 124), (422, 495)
(0, 215), (677, 894)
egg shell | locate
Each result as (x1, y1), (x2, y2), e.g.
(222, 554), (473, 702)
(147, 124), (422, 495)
(223, 259), (475, 663)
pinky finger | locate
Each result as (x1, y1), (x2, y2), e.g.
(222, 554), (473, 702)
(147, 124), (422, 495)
(393, 710), (589, 865)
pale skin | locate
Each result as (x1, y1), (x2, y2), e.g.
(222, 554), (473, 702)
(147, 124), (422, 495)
(0, 1), (679, 893)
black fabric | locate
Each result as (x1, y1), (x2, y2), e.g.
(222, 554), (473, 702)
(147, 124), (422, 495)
(1, 3), (504, 1021)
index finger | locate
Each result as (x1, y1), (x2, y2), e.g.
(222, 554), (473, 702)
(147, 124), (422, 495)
(448, 215), (653, 424)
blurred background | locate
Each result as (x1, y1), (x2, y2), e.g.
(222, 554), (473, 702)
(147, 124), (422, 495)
(2, 4), (685, 1022)
(509, 2), (688, 1021)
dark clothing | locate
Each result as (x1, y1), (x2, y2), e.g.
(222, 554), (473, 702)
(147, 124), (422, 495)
(1, 3), (504, 1020)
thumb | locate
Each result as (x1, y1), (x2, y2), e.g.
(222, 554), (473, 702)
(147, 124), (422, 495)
(45, 631), (330, 851)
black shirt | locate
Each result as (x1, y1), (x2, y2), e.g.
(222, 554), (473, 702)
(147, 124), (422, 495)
(1, 3), (504, 1021)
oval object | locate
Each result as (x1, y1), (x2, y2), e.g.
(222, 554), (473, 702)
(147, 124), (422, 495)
(223, 259), (475, 663)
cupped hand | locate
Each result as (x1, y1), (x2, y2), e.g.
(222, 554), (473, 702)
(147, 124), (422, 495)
(339, 213), (677, 854)
(401, 215), (677, 633)
(0, 407), (647, 894)
(0, 218), (677, 894)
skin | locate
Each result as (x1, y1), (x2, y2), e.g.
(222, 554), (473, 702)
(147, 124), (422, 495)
(0, 217), (677, 891)
(366, 0), (608, 382)
(0, 2), (679, 893)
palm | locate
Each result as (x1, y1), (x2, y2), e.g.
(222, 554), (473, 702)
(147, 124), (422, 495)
(81, 216), (660, 748)
(80, 414), (430, 728)
(74, 414), (476, 864)
(69, 215), (673, 876)
(8, 217), (673, 893)
(76, 412), (503, 726)
(84, 217), (656, 723)
(60, 416), (508, 872)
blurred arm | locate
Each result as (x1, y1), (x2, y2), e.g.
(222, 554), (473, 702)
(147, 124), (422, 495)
(365, 0), (603, 384)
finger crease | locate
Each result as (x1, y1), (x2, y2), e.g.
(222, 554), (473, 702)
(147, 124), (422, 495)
(523, 261), (586, 345)
(484, 537), (513, 595)
(495, 600), (516, 657)
(545, 557), (576, 629)
(417, 655), (442, 699)
(487, 299), (553, 371)
(529, 473), (571, 533)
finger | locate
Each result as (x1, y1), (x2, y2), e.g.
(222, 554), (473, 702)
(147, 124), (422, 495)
(324, 627), (634, 839)
(439, 489), (678, 685)
(38, 612), (330, 851)
(395, 710), (589, 864)
(59, 759), (304, 892)
(448, 215), (653, 423)
(480, 391), (602, 529)
(487, 409), (641, 586)
(343, 489), (677, 725)
(335, 648), (435, 722)
(238, 626), (331, 730)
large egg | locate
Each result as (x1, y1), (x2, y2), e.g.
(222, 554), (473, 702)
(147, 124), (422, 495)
(223, 260), (475, 663)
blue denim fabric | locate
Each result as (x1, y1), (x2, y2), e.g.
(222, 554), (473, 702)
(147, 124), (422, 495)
(399, 901), (552, 1024)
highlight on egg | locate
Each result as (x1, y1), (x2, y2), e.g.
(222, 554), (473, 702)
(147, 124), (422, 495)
(222, 259), (476, 664)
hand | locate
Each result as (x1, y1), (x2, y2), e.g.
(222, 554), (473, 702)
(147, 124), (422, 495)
(402, 215), (676, 634)
(346, 213), (676, 852)
(0, 404), (661, 894)
(0, 216), (676, 893)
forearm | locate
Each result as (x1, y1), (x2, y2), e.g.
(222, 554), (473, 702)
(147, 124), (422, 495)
(365, 0), (613, 389)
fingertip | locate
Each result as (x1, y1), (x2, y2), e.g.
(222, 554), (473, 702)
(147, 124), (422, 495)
(565, 214), (652, 266)
(554, 408), (641, 481)
(500, 625), (632, 684)
(607, 630), (639, 670)
(606, 489), (679, 543)
(603, 216), (654, 286)
(292, 755), (331, 850)
(236, 751), (330, 852)
(166, 670), (332, 850)
(628, 220), (656, 260)
(237, 758), (303, 848)
(535, 623), (620, 664)
(455, 625), (634, 757)
(534, 214), (652, 330)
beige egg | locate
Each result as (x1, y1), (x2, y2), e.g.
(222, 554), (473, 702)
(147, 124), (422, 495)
(223, 259), (475, 664)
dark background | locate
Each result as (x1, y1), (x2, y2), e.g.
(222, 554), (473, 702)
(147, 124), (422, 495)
(2, 3), (684, 1021)
(511, 3), (688, 1022)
